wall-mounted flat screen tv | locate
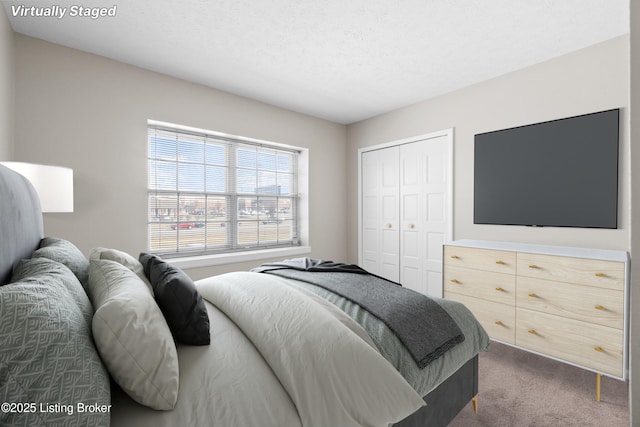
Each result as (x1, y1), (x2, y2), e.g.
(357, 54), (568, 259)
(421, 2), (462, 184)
(474, 109), (620, 229)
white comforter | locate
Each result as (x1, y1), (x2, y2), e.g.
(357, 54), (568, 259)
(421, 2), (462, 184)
(110, 272), (425, 427)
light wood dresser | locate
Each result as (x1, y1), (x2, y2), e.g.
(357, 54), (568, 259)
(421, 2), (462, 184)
(443, 240), (628, 400)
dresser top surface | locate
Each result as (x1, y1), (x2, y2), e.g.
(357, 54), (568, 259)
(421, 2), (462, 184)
(446, 240), (628, 263)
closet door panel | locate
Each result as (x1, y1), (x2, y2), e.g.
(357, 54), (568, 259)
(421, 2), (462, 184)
(400, 136), (449, 297)
(361, 146), (400, 283)
(399, 141), (422, 293)
(361, 151), (379, 273)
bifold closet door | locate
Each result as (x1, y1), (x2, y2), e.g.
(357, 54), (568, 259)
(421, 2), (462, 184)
(399, 136), (448, 298)
(361, 146), (400, 283)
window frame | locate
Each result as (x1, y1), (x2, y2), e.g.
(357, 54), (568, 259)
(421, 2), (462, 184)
(147, 121), (309, 262)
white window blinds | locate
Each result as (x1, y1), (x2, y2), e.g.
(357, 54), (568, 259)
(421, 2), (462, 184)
(148, 125), (300, 256)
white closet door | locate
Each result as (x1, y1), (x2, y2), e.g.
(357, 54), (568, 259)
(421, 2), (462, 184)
(361, 146), (400, 283)
(399, 135), (449, 297)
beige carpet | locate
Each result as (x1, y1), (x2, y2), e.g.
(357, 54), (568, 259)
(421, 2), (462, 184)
(449, 342), (629, 427)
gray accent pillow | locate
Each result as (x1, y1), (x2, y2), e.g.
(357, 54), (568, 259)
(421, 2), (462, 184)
(139, 252), (210, 345)
(0, 280), (110, 426)
(11, 257), (93, 325)
(32, 237), (90, 289)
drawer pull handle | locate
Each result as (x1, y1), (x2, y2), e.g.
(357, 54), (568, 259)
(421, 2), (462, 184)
(409, 224), (415, 229)
(595, 273), (607, 278)
(386, 223), (392, 229)
(450, 279), (461, 284)
(594, 305), (606, 311)
(450, 255), (460, 259)
(528, 329), (537, 335)
(528, 293), (538, 298)
(495, 287), (504, 292)
(529, 265), (539, 269)
(495, 260), (505, 265)
(495, 320), (503, 326)
(594, 347), (605, 353)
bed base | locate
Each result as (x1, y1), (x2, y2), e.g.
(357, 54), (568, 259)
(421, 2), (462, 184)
(394, 355), (479, 427)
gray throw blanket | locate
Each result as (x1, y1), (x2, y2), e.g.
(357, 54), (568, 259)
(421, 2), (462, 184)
(252, 258), (465, 369)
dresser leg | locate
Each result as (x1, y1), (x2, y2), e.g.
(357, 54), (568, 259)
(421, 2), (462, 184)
(596, 373), (602, 402)
(472, 395), (478, 414)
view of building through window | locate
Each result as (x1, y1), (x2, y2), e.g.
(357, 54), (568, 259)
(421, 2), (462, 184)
(148, 126), (299, 256)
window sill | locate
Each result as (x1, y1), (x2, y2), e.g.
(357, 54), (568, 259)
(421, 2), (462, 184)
(167, 246), (312, 270)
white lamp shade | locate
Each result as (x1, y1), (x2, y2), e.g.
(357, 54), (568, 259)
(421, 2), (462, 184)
(1, 162), (74, 213)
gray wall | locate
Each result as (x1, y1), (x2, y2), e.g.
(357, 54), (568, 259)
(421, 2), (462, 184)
(13, 35), (348, 279)
(0, 6), (13, 160)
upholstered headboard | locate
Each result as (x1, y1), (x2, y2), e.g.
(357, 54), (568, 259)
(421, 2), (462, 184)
(0, 164), (43, 285)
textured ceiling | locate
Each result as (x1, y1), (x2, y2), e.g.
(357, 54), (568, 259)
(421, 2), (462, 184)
(3, 0), (629, 124)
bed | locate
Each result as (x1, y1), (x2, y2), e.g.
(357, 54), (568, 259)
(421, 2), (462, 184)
(0, 163), (489, 427)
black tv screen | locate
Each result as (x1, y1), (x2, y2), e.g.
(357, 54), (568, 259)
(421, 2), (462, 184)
(474, 109), (620, 229)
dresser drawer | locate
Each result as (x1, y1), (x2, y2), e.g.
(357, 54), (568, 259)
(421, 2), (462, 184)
(516, 277), (624, 329)
(516, 308), (623, 377)
(445, 292), (515, 344)
(517, 253), (624, 291)
(444, 265), (515, 305)
(444, 246), (516, 274)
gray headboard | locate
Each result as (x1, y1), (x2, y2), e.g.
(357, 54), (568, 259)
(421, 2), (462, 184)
(0, 164), (44, 285)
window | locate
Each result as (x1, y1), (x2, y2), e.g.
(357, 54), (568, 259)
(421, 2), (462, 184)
(147, 124), (301, 257)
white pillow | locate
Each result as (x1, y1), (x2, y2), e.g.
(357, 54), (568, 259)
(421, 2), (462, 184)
(89, 247), (152, 292)
(88, 259), (179, 410)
